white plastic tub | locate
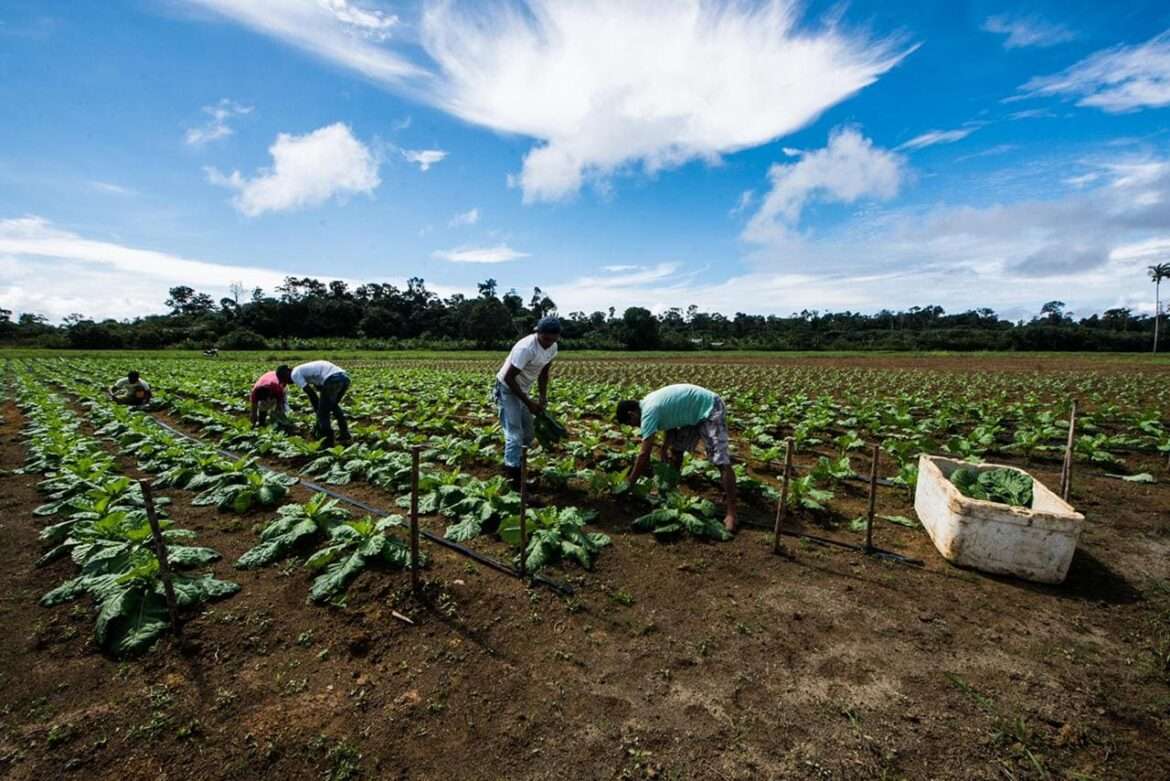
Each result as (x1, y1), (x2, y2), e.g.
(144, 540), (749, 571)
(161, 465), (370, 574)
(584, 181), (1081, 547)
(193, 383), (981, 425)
(913, 455), (1085, 584)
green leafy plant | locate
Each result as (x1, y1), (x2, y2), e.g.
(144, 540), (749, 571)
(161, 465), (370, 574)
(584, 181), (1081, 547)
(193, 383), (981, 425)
(190, 460), (297, 513)
(236, 494), (352, 569)
(305, 515), (417, 603)
(632, 492), (731, 541)
(441, 476), (520, 541)
(950, 467), (1033, 508)
(534, 411), (568, 449)
(498, 506), (610, 571)
(786, 473), (834, 511)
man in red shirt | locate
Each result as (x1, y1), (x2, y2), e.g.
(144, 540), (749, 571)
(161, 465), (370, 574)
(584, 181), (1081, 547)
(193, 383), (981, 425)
(250, 365), (291, 430)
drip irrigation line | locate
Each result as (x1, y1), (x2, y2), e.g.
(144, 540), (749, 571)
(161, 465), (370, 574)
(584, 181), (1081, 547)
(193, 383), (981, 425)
(740, 519), (924, 567)
(140, 412), (575, 595)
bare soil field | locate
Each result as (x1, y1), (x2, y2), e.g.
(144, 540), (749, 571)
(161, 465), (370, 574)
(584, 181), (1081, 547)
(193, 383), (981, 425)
(2, 354), (1169, 781)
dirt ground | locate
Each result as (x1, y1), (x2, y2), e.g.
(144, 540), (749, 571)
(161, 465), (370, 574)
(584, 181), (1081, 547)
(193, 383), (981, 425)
(2, 367), (1169, 779)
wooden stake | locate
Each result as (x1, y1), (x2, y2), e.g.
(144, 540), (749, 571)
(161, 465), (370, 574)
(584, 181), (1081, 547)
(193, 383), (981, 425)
(519, 446), (529, 580)
(865, 444), (879, 552)
(772, 438), (793, 555)
(140, 481), (181, 638)
(1060, 401), (1078, 503)
(410, 445), (421, 594)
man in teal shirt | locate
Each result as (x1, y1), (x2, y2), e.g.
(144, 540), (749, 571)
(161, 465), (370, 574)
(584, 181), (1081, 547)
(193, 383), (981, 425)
(616, 383), (738, 532)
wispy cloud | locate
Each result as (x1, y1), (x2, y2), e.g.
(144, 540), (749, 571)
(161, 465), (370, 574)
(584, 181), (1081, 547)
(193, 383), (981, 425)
(206, 123), (380, 216)
(897, 127), (975, 151)
(319, 0), (397, 40)
(185, 98), (253, 145)
(729, 190), (755, 216)
(745, 126), (905, 244)
(982, 14), (1075, 49)
(185, 0), (423, 82)
(402, 148), (446, 172)
(431, 245), (529, 263)
(188, 0), (912, 203)
(955, 144), (1018, 162)
(89, 180), (136, 196)
(448, 207), (479, 227)
(1017, 30), (1170, 112)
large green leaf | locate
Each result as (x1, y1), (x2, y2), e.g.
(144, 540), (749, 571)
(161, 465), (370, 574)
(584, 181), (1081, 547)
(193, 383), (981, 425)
(308, 550), (370, 602)
(237, 518), (320, 569)
(93, 584), (171, 656)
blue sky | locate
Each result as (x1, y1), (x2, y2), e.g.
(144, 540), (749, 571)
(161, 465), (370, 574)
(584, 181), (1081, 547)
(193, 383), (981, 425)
(2, 0), (1169, 323)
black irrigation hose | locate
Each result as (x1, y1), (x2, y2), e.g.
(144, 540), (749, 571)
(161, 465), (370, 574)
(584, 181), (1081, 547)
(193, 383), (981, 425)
(141, 412), (575, 596)
(739, 519), (925, 567)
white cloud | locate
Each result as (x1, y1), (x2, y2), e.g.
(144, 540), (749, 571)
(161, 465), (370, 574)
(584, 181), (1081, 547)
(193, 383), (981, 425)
(781, 147), (803, 158)
(897, 127), (975, 151)
(982, 14), (1075, 49)
(0, 216), (292, 320)
(186, 0), (423, 82)
(744, 126), (905, 244)
(448, 207), (479, 227)
(601, 264), (639, 272)
(1018, 30), (1170, 112)
(185, 98), (253, 145)
(1063, 172), (1100, 188)
(89, 180), (136, 195)
(0, 215), (469, 321)
(423, 1), (909, 202)
(188, 0), (910, 203)
(206, 123), (380, 216)
(402, 148), (446, 171)
(720, 149), (1170, 317)
(729, 190), (755, 216)
(955, 143), (1018, 162)
(431, 244), (529, 263)
(319, 0), (397, 40)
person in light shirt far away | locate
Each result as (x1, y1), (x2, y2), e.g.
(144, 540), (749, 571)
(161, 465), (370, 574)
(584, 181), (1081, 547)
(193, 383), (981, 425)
(108, 370), (152, 406)
(616, 383), (738, 533)
(282, 361), (351, 447)
(494, 317), (561, 489)
(250, 366), (291, 430)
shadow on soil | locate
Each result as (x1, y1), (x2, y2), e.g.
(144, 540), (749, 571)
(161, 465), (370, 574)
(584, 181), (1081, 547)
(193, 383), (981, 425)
(1000, 547), (1143, 606)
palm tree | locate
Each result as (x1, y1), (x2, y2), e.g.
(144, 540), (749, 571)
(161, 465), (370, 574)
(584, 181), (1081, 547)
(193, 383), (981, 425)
(1150, 263), (1170, 353)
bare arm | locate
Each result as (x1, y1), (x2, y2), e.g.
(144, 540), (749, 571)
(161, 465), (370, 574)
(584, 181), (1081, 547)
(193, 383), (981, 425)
(537, 362), (551, 407)
(504, 365), (542, 414)
(628, 436), (657, 485)
(250, 399), (259, 427)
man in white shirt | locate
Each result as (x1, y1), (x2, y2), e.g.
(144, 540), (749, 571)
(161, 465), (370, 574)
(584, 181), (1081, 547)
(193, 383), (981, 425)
(281, 361), (351, 446)
(108, 371), (152, 406)
(494, 317), (561, 487)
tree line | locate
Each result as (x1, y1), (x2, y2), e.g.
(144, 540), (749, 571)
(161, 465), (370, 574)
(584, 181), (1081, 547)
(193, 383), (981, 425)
(0, 276), (1161, 352)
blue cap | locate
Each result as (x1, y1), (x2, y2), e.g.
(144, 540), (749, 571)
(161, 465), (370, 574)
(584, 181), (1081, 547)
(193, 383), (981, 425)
(535, 316), (562, 334)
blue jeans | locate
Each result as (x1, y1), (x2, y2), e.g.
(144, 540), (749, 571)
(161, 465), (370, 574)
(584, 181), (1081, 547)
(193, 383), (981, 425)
(494, 381), (533, 468)
(316, 373), (350, 442)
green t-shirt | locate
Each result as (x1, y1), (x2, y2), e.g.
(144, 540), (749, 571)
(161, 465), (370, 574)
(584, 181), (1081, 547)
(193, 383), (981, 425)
(640, 384), (717, 438)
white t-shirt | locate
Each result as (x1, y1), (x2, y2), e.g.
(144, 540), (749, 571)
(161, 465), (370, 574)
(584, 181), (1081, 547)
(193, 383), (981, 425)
(496, 334), (557, 393)
(290, 360), (344, 389)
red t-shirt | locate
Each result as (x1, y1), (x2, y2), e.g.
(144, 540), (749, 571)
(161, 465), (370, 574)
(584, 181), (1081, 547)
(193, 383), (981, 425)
(250, 371), (286, 405)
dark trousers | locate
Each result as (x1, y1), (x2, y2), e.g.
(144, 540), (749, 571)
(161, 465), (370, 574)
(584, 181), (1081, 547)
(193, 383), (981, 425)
(316, 374), (350, 443)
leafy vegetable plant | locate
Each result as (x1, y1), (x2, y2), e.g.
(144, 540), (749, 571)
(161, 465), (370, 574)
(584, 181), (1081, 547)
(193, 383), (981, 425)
(498, 506), (610, 572)
(236, 493), (351, 569)
(632, 492), (731, 541)
(949, 467), (1033, 508)
(305, 515), (417, 603)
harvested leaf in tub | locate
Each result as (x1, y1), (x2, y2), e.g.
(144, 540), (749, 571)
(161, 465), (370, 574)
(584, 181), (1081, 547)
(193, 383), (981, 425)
(950, 467), (1033, 508)
(534, 411), (567, 448)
